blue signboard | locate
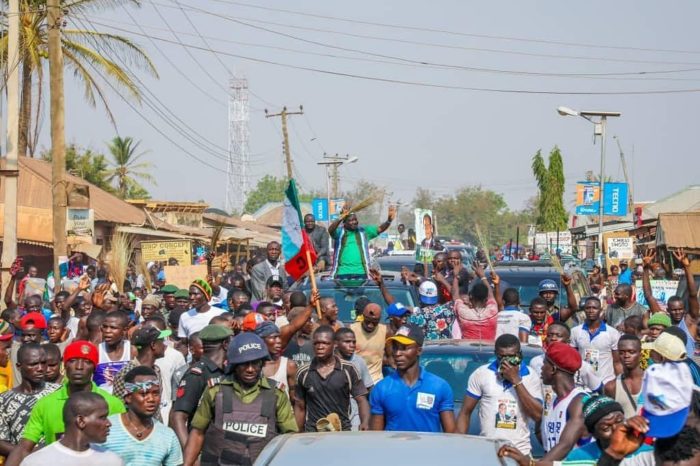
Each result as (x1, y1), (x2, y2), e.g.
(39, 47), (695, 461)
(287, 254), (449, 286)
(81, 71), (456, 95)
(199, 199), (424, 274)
(603, 183), (629, 216)
(312, 198), (328, 221)
(575, 182), (628, 216)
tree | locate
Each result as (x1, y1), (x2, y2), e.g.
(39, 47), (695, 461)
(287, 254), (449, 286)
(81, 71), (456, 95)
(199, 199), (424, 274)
(105, 136), (155, 199)
(1, 0), (158, 157)
(244, 175), (287, 214)
(41, 143), (115, 193)
(532, 147), (568, 231)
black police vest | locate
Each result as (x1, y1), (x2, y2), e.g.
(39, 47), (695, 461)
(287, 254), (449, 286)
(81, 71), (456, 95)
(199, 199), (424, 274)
(200, 380), (278, 466)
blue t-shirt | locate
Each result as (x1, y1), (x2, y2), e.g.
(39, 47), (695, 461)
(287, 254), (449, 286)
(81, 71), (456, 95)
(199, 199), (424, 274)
(99, 414), (182, 466)
(565, 439), (653, 461)
(370, 368), (454, 432)
(618, 269), (633, 285)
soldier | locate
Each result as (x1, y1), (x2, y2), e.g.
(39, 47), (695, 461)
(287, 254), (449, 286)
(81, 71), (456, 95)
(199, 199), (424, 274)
(170, 324), (232, 448)
(182, 332), (297, 466)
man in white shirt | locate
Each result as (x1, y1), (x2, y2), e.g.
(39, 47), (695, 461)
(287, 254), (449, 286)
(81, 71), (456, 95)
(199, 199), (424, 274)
(495, 288), (530, 343)
(178, 279), (225, 340)
(20, 391), (123, 466)
(146, 316), (186, 422)
(570, 296), (622, 384)
(457, 334), (543, 455)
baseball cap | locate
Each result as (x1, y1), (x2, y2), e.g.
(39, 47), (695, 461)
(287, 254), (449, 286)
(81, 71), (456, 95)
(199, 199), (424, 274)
(266, 276), (284, 288)
(387, 323), (424, 347)
(20, 313), (47, 330)
(386, 302), (410, 319)
(418, 281), (438, 305)
(132, 326), (171, 348)
(642, 362), (694, 438)
(254, 321), (280, 338)
(652, 331), (687, 362)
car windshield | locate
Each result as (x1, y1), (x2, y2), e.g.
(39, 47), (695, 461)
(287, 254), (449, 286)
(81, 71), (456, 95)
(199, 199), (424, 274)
(494, 273), (565, 309)
(420, 349), (540, 403)
(304, 287), (417, 322)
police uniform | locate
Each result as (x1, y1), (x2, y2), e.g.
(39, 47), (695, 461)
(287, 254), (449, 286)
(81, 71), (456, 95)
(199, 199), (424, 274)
(173, 356), (225, 422)
(190, 332), (298, 466)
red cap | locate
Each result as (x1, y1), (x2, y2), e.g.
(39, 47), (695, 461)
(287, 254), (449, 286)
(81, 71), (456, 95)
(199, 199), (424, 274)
(20, 312), (47, 330)
(546, 341), (582, 374)
(63, 340), (98, 366)
(242, 312), (267, 332)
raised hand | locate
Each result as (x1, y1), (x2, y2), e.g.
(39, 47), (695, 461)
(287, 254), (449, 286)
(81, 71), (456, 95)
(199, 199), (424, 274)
(9, 257), (22, 277)
(605, 416), (647, 459)
(643, 248), (656, 267)
(369, 268), (382, 284)
(387, 204), (397, 221)
(79, 274), (92, 291)
(490, 270), (500, 286)
(472, 262), (485, 278)
(309, 289), (321, 308)
(561, 273), (572, 287)
(672, 248), (691, 268)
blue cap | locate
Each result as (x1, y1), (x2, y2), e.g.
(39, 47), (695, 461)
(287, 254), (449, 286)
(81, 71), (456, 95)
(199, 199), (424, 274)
(226, 332), (270, 370)
(538, 279), (559, 294)
(386, 302), (410, 318)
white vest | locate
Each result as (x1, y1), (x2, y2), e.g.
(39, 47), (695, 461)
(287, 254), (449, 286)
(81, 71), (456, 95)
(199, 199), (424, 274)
(541, 387), (586, 451)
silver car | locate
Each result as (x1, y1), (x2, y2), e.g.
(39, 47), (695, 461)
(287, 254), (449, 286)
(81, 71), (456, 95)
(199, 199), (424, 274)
(254, 431), (519, 465)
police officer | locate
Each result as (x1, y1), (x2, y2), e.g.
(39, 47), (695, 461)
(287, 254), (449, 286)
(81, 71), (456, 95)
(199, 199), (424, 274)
(170, 324), (232, 448)
(183, 332), (298, 466)
(538, 275), (578, 323)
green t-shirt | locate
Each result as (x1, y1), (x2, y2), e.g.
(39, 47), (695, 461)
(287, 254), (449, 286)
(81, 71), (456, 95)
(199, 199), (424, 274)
(22, 382), (126, 445)
(332, 226), (379, 276)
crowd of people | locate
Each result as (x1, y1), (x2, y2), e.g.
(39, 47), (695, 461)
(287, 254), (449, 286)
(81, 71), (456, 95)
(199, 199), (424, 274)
(0, 209), (696, 465)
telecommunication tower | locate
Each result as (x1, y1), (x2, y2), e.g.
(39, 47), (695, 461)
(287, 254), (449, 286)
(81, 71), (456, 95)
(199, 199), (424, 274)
(226, 76), (250, 214)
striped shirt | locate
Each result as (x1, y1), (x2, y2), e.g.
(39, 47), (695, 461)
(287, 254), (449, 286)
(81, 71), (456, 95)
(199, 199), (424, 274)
(99, 414), (182, 466)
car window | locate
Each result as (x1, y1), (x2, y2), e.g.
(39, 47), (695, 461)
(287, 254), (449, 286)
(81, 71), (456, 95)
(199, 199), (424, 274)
(420, 351), (539, 402)
(303, 287), (417, 323)
(495, 273), (563, 309)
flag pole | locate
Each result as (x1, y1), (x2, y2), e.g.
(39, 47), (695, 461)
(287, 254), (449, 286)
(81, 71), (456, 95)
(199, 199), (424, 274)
(305, 249), (323, 319)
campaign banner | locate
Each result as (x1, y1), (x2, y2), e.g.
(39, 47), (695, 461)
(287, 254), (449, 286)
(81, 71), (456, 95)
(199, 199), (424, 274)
(141, 240), (193, 266)
(414, 209), (435, 247)
(607, 237), (634, 260)
(635, 279), (679, 310)
(66, 208), (94, 238)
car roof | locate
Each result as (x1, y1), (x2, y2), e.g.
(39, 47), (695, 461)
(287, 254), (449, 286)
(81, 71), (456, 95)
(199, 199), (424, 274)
(256, 432), (511, 466)
(422, 339), (544, 357)
(291, 271), (410, 289)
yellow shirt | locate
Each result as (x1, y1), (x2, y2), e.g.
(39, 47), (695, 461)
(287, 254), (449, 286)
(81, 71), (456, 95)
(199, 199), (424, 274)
(350, 322), (387, 384)
(0, 361), (12, 394)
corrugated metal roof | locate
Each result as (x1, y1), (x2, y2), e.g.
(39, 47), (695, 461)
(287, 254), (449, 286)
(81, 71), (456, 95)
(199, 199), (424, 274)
(0, 157), (147, 225)
(656, 212), (700, 250)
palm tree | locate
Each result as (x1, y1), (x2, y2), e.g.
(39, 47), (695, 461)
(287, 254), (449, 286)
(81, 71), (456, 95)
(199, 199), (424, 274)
(105, 136), (155, 199)
(1, 0), (158, 157)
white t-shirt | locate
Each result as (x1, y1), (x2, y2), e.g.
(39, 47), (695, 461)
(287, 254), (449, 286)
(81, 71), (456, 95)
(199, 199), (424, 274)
(155, 345), (186, 421)
(66, 316), (80, 339)
(20, 441), (123, 466)
(466, 362), (543, 454)
(496, 309), (531, 339)
(177, 307), (226, 338)
(209, 287), (228, 307)
(570, 322), (621, 384)
(529, 354), (602, 394)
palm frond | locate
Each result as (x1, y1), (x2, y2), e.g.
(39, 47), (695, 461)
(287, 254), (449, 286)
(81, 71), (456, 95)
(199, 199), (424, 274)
(64, 0), (141, 15)
(62, 48), (117, 126)
(109, 232), (133, 294)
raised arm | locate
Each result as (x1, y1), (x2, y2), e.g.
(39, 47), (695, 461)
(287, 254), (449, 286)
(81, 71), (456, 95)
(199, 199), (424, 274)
(674, 249), (699, 319)
(3, 258), (22, 309)
(279, 291), (319, 350)
(558, 273), (578, 322)
(642, 250), (663, 315)
(472, 263), (493, 300)
(376, 205), (396, 235)
(369, 269), (395, 305)
(491, 270), (503, 310)
(327, 205), (350, 237)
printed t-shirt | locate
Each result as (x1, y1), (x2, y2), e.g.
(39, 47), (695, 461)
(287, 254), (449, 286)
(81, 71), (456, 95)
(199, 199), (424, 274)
(466, 361), (542, 454)
(570, 322), (621, 383)
(496, 307), (531, 340)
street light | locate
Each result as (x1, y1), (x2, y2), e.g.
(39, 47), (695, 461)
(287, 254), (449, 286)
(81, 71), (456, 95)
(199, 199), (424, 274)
(558, 106), (621, 264)
(316, 154), (359, 224)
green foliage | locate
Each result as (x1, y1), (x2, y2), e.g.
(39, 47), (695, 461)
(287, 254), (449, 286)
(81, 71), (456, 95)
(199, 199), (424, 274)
(532, 147), (568, 231)
(40, 144), (115, 193)
(244, 175), (287, 214)
(105, 136), (155, 199)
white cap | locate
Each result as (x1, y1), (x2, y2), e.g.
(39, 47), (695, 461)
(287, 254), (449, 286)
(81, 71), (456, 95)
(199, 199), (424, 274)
(642, 362), (693, 438)
(418, 281), (438, 305)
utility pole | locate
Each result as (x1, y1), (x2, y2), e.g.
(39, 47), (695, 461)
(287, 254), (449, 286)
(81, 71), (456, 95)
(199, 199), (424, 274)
(48, 0), (67, 289)
(1, 0), (21, 289)
(321, 153), (356, 197)
(265, 106), (303, 179)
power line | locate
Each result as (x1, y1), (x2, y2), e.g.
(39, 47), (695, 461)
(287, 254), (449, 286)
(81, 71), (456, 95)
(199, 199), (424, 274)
(203, 0), (700, 57)
(60, 21), (700, 95)
(151, 1), (700, 76)
(86, 16), (700, 82)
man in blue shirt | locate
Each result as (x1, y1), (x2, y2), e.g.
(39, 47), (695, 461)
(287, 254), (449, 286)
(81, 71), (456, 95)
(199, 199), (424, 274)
(369, 323), (455, 432)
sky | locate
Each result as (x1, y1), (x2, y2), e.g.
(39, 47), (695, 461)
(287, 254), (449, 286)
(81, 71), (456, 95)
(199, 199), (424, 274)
(23, 0), (700, 214)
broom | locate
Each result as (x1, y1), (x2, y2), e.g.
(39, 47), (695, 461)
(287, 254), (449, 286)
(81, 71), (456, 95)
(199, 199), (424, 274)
(342, 191), (384, 219)
(136, 253), (152, 294)
(550, 253), (565, 275)
(474, 223), (494, 270)
(110, 232), (133, 295)
(208, 222), (226, 275)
